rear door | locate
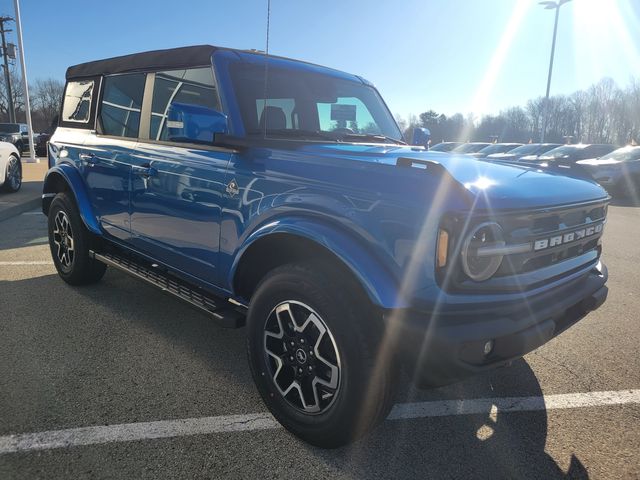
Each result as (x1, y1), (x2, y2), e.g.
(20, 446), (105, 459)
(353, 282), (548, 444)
(129, 67), (232, 285)
(81, 73), (146, 240)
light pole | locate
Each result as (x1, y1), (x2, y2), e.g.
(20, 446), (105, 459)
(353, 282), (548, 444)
(13, 0), (36, 162)
(539, 0), (572, 143)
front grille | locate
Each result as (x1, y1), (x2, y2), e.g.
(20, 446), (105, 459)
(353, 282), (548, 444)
(495, 201), (606, 277)
(447, 200), (608, 293)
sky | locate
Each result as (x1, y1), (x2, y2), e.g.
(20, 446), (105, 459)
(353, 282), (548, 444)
(2, 0), (639, 120)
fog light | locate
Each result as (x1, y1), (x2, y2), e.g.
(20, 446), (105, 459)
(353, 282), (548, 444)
(483, 340), (494, 356)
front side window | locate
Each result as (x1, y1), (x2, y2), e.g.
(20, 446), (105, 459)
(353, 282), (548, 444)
(588, 145), (615, 158)
(0, 123), (20, 133)
(99, 73), (146, 138)
(62, 80), (94, 123)
(150, 67), (220, 142)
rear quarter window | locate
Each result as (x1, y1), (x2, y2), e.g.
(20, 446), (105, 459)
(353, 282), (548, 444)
(62, 80), (95, 123)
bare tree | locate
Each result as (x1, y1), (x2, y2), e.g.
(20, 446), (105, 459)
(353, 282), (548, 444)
(0, 67), (25, 121)
(31, 77), (64, 131)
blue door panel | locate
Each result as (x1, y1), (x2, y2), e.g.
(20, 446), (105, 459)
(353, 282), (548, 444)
(129, 142), (231, 285)
(80, 138), (136, 241)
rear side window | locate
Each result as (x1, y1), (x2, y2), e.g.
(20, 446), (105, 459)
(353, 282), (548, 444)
(100, 73), (146, 138)
(588, 145), (615, 158)
(62, 80), (95, 123)
(150, 67), (219, 142)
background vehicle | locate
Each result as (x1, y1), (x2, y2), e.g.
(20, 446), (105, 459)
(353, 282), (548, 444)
(429, 142), (463, 152)
(0, 142), (22, 192)
(535, 144), (616, 164)
(468, 143), (522, 159)
(0, 123), (29, 155)
(451, 142), (491, 154)
(35, 133), (50, 157)
(488, 143), (561, 162)
(44, 45), (610, 448)
(577, 145), (640, 196)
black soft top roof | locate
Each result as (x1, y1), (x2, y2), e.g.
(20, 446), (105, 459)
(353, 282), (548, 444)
(66, 45), (217, 79)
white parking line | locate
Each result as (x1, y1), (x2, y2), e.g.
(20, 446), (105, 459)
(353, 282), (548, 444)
(0, 261), (53, 265)
(1, 389), (638, 455)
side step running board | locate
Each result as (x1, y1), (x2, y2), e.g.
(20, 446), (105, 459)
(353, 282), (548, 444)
(90, 251), (245, 328)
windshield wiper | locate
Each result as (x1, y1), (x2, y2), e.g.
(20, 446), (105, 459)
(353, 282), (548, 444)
(248, 129), (338, 142)
(334, 132), (407, 145)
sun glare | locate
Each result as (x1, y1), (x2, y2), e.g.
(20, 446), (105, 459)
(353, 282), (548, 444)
(572, 0), (640, 82)
(456, 0), (531, 141)
(468, 0), (532, 115)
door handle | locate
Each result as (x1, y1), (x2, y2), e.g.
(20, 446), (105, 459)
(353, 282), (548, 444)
(79, 152), (97, 166)
(134, 164), (158, 178)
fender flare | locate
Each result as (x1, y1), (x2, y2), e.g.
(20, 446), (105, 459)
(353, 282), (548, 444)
(229, 217), (408, 309)
(42, 163), (101, 235)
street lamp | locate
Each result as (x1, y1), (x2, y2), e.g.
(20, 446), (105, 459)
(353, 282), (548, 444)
(539, 0), (572, 143)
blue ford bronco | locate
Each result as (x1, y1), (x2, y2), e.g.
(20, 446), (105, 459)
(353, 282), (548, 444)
(43, 45), (609, 447)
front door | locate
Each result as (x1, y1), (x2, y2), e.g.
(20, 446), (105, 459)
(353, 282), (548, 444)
(129, 144), (231, 285)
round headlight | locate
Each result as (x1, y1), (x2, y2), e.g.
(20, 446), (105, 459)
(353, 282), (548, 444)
(461, 222), (505, 282)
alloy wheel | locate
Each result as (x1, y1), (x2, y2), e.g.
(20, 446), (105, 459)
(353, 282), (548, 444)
(263, 301), (341, 414)
(52, 210), (75, 272)
(7, 157), (21, 190)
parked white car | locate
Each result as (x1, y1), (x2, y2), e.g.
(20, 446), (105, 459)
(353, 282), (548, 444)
(0, 141), (22, 193)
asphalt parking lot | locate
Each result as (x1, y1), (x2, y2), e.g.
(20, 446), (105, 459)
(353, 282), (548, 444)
(1, 201), (639, 479)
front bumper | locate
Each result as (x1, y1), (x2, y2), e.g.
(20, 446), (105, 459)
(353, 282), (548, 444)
(386, 263), (608, 387)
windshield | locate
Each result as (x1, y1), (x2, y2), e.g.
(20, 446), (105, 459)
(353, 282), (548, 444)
(430, 142), (461, 152)
(229, 63), (402, 143)
(508, 144), (551, 155)
(479, 144), (520, 155)
(540, 145), (587, 159)
(0, 123), (19, 133)
(452, 143), (490, 153)
(599, 147), (640, 162)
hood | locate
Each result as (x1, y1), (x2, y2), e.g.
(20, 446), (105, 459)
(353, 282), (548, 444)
(277, 143), (609, 210)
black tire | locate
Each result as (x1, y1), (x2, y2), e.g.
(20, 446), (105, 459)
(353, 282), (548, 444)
(1, 154), (21, 193)
(247, 262), (393, 448)
(47, 192), (107, 285)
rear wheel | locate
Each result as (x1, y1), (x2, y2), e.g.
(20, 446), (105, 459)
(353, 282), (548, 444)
(1, 154), (21, 192)
(47, 192), (106, 285)
(247, 262), (393, 448)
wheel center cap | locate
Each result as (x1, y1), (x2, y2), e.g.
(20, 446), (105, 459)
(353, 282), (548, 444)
(295, 348), (307, 364)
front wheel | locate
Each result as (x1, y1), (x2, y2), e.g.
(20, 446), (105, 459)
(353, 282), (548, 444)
(47, 192), (107, 285)
(1, 155), (21, 192)
(247, 263), (393, 448)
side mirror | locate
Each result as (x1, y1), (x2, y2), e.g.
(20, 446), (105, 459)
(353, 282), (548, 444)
(411, 127), (431, 148)
(167, 102), (228, 144)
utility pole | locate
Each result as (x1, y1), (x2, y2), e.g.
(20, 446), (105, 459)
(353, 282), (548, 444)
(0, 16), (15, 123)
